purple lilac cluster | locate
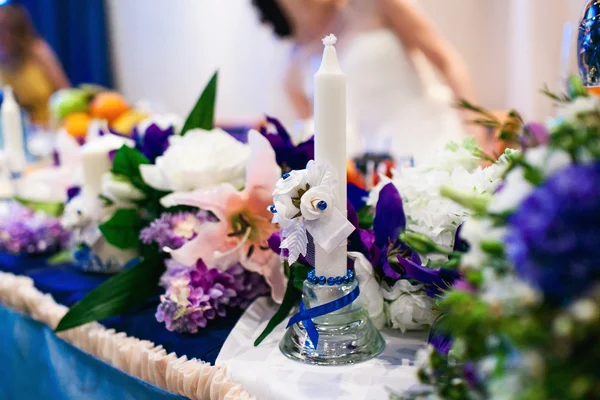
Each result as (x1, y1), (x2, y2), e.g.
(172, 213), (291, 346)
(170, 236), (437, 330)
(0, 203), (71, 255)
(140, 211), (216, 250)
(155, 259), (270, 334)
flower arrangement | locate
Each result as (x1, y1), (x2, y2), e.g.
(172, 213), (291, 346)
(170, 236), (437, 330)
(0, 202), (70, 255)
(255, 137), (507, 343)
(56, 73), (284, 333)
(396, 77), (600, 400)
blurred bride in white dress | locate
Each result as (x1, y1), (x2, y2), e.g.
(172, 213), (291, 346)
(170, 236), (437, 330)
(252, 0), (482, 164)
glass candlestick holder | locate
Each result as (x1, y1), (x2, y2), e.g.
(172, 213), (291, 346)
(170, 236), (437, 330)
(279, 270), (385, 365)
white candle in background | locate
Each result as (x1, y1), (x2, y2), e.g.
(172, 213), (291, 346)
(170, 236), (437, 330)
(81, 134), (134, 198)
(314, 34), (348, 278)
(1, 86), (27, 176)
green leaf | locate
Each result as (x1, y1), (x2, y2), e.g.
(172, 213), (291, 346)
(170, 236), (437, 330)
(254, 275), (300, 347)
(47, 249), (74, 265)
(14, 197), (64, 217)
(181, 71), (218, 135)
(357, 206), (374, 229)
(55, 258), (164, 332)
(111, 146), (150, 190)
(99, 209), (144, 249)
(290, 263), (312, 291)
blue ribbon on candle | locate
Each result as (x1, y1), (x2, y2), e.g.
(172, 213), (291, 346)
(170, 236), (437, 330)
(286, 285), (361, 349)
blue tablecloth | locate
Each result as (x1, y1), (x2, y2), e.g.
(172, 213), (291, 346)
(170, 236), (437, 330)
(0, 253), (239, 400)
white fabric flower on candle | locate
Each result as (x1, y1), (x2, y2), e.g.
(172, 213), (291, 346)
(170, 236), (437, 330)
(273, 195), (300, 220)
(274, 170), (307, 195)
(300, 186), (335, 220)
(140, 128), (250, 192)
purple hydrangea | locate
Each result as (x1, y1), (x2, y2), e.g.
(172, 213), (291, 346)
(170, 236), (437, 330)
(506, 162), (600, 304)
(0, 203), (71, 255)
(140, 211), (216, 250)
(156, 259), (270, 333)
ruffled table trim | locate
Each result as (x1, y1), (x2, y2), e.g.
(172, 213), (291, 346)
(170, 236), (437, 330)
(0, 271), (256, 400)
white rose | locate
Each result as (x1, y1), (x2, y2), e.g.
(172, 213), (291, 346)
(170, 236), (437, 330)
(299, 185), (335, 221)
(272, 194), (300, 220)
(387, 291), (437, 332)
(140, 128), (250, 192)
(274, 169), (307, 196)
(102, 172), (145, 204)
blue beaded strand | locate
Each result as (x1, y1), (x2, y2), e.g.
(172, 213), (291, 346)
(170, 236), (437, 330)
(305, 269), (355, 286)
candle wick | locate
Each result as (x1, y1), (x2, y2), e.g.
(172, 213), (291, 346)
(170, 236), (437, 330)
(322, 34), (337, 47)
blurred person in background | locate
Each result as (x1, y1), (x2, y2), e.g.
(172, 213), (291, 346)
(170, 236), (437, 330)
(0, 3), (70, 125)
(252, 0), (486, 164)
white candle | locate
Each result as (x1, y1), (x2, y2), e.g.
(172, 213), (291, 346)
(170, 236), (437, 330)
(314, 34), (348, 278)
(81, 134), (134, 198)
(1, 86), (27, 176)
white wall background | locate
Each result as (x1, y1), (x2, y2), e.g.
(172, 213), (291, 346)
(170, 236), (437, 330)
(107, 0), (588, 125)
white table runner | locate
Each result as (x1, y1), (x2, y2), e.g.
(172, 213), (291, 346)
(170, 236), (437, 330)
(217, 297), (428, 400)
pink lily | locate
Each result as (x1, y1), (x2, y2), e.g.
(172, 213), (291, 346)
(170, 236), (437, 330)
(161, 130), (286, 302)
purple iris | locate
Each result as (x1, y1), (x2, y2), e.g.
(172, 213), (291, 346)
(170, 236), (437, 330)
(372, 183), (421, 281)
(348, 201), (380, 267)
(260, 116), (314, 173)
(348, 183), (370, 211)
(397, 256), (460, 297)
(506, 162), (600, 305)
(132, 123), (175, 163)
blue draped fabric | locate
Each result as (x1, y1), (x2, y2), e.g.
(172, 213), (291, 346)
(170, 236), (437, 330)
(0, 253), (240, 398)
(15, 0), (113, 87)
(0, 304), (186, 400)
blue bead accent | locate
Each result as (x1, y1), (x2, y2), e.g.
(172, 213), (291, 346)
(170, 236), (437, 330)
(282, 173), (291, 179)
(317, 201), (328, 211)
(308, 269), (356, 286)
(269, 205), (277, 213)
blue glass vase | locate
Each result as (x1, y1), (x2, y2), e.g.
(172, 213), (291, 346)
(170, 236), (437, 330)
(579, 0), (600, 89)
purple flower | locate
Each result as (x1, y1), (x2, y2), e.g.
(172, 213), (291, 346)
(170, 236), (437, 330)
(348, 183), (369, 211)
(140, 211), (216, 251)
(156, 259), (270, 333)
(259, 116), (314, 173)
(521, 122), (550, 149)
(506, 162), (600, 305)
(453, 224), (470, 253)
(371, 183), (422, 281)
(0, 203), (71, 255)
(132, 123), (175, 162)
(428, 320), (453, 355)
(66, 186), (81, 203)
(397, 256), (460, 297)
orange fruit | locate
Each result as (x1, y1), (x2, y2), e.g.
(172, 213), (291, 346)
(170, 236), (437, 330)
(347, 159), (366, 189)
(90, 92), (130, 123)
(62, 112), (92, 140)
